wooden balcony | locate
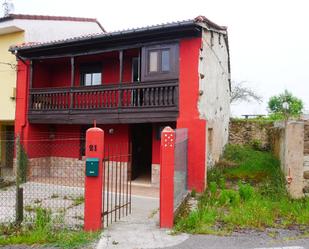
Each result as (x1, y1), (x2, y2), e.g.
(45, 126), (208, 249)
(28, 80), (179, 124)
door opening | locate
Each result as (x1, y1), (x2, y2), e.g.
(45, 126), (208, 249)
(131, 124), (152, 184)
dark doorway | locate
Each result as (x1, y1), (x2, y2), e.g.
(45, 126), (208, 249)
(131, 124), (152, 182)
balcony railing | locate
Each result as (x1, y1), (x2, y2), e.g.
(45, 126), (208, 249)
(28, 80), (179, 124)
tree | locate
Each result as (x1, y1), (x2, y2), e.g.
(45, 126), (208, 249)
(230, 81), (262, 104)
(268, 90), (303, 118)
(2, 0), (14, 17)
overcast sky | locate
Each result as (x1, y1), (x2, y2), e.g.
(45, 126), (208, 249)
(2, 0), (308, 116)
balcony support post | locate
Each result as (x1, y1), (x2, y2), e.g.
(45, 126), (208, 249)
(28, 60), (33, 111)
(118, 50), (123, 108)
(70, 57), (75, 110)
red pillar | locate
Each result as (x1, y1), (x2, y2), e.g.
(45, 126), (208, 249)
(84, 127), (104, 231)
(160, 126), (175, 228)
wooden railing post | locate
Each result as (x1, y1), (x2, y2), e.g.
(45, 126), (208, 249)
(160, 126), (175, 228)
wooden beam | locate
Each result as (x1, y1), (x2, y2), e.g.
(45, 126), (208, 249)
(70, 57), (75, 109)
(70, 57), (75, 87)
(28, 60), (34, 112)
(119, 50), (123, 108)
(119, 50), (123, 83)
(29, 60), (33, 88)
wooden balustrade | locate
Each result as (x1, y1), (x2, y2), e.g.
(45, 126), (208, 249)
(28, 81), (179, 124)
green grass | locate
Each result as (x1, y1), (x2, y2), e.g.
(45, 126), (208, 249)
(0, 207), (100, 248)
(0, 227), (100, 248)
(175, 144), (309, 234)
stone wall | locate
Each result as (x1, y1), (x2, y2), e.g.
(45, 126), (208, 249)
(28, 157), (85, 179)
(303, 121), (309, 193)
(229, 119), (274, 149)
(272, 120), (309, 198)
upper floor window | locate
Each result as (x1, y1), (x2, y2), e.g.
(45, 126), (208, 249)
(80, 63), (102, 86)
(141, 43), (178, 81)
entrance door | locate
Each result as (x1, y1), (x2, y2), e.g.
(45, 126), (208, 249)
(131, 124), (152, 181)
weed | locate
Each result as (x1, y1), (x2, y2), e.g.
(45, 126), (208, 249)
(34, 207), (52, 230)
(175, 144), (309, 234)
(34, 199), (42, 204)
(238, 182), (255, 201)
(71, 196), (84, 207)
(0, 207), (99, 248)
(51, 193), (59, 199)
(191, 189), (197, 198)
(208, 182), (217, 196)
(24, 205), (36, 213)
(219, 189), (240, 206)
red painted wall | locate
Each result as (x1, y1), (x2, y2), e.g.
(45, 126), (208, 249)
(32, 49), (138, 89)
(15, 43), (207, 191)
(177, 37), (206, 193)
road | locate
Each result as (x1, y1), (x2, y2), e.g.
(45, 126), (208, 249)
(161, 231), (309, 249)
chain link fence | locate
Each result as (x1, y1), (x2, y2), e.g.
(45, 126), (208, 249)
(0, 132), (86, 228)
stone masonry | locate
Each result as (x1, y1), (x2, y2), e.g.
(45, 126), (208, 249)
(229, 119), (274, 150)
(303, 121), (309, 194)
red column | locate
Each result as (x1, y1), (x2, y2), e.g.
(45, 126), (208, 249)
(160, 126), (175, 228)
(84, 127), (104, 231)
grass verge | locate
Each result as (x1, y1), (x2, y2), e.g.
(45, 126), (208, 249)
(174, 144), (309, 234)
(0, 207), (100, 249)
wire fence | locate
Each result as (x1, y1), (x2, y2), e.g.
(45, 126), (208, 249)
(0, 132), (86, 229)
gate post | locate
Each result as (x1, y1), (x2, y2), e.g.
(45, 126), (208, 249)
(84, 127), (104, 231)
(160, 126), (175, 228)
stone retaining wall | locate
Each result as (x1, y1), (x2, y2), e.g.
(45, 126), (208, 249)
(229, 119), (274, 150)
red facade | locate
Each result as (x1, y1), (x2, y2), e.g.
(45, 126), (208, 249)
(14, 28), (208, 192)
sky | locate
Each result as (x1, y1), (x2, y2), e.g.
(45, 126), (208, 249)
(2, 0), (308, 116)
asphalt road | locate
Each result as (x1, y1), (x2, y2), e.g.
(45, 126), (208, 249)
(161, 230), (309, 249)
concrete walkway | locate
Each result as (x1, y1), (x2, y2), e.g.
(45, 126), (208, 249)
(96, 195), (188, 249)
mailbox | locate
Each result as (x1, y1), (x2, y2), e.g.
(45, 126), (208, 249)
(86, 158), (99, 177)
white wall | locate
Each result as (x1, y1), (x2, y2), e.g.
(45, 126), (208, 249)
(0, 19), (103, 43)
(198, 28), (231, 168)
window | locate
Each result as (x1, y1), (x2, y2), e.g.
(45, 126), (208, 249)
(149, 51), (159, 72)
(80, 64), (102, 86)
(161, 50), (170, 72)
(141, 43), (178, 81)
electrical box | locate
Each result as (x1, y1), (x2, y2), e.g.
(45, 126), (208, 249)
(85, 158), (99, 177)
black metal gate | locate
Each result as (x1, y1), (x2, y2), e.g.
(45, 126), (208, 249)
(102, 143), (132, 227)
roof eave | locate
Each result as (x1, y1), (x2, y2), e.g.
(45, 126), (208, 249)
(9, 21), (200, 56)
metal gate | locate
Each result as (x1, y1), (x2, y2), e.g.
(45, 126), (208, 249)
(102, 142), (132, 227)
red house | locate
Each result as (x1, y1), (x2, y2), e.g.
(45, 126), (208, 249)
(11, 16), (231, 192)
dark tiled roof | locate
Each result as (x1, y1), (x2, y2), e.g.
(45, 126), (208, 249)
(9, 15), (227, 52)
(0, 14), (105, 32)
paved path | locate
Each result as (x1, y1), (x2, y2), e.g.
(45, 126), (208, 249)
(96, 195), (188, 249)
